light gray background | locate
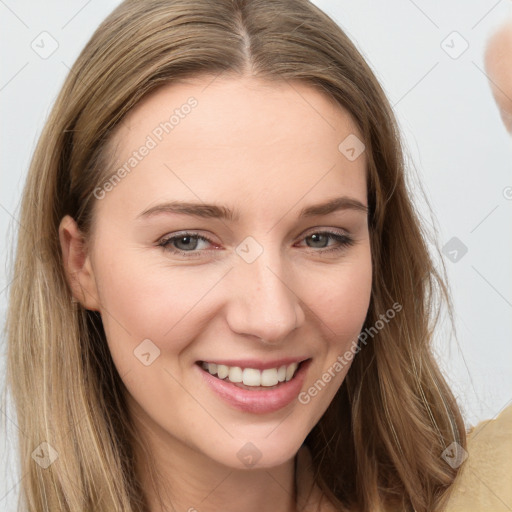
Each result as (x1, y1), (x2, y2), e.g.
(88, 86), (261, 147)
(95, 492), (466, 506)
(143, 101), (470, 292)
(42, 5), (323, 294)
(1, 1), (511, 510)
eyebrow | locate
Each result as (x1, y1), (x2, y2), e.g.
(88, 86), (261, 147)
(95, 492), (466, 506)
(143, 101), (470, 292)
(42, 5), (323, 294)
(137, 196), (368, 222)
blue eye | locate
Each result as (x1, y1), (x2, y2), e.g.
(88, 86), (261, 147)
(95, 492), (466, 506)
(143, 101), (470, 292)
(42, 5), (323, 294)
(157, 230), (354, 256)
(158, 232), (214, 255)
(300, 232), (354, 253)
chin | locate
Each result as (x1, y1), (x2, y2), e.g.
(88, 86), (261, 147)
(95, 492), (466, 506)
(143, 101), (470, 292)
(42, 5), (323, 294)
(199, 430), (305, 471)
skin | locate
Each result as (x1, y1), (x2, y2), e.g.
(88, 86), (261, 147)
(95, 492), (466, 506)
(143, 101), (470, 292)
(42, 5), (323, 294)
(59, 75), (372, 512)
(484, 18), (512, 133)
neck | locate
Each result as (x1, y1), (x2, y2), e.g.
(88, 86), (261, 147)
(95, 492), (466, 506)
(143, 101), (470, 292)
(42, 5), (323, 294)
(131, 411), (297, 512)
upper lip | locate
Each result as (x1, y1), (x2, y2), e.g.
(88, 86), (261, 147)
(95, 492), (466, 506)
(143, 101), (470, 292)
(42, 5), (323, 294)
(197, 357), (310, 370)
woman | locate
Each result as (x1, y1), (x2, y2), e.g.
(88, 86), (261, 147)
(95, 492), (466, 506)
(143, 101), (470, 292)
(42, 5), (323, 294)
(4, 0), (510, 510)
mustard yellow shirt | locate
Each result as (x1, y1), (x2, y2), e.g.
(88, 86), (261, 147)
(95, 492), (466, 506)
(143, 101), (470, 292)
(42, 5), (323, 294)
(441, 404), (512, 511)
(295, 404), (512, 511)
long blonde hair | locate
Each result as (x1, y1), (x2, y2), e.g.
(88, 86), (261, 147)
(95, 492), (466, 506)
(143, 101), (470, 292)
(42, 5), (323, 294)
(4, 0), (466, 510)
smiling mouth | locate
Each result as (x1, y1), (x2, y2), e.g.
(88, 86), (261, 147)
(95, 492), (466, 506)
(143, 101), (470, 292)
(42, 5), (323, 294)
(197, 360), (308, 390)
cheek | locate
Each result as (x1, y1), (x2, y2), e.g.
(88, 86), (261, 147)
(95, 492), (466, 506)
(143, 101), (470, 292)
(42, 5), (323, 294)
(311, 251), (372, 343)
(93, 251), (227, 370)
(295, 251), (371, 425)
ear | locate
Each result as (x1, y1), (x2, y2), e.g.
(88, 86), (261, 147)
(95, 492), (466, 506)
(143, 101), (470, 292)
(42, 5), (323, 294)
(58, 215), (101, 311)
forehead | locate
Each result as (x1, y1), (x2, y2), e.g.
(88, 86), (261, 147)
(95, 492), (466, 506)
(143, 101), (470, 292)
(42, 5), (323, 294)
(98, 75), (367, 223)
(115, 74), (363, 150)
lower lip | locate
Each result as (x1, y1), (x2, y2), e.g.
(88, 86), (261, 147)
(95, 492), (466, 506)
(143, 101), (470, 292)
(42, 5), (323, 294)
(196, 360), (311, 414)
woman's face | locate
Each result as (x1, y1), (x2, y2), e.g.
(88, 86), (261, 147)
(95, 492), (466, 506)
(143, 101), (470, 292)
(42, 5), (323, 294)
(63, 76), (372, 469)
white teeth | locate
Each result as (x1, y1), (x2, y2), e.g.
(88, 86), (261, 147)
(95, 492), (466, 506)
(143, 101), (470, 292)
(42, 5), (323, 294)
(261, 368), (279, 387)
(242, 368), (261, 386)
(228, 366), (243, 383)
(217, 364), (229, 379)
(285, 362), (298, 382)
(202, 361), (302, 386)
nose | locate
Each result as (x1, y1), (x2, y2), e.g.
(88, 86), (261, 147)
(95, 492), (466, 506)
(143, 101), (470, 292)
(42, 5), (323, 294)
(225, 249), (306, 344)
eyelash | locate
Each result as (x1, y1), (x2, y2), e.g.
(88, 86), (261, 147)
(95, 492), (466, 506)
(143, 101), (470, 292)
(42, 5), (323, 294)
(157, 230), (355, 257)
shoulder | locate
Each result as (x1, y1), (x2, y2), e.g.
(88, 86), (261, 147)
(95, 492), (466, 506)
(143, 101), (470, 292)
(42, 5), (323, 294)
(441, 404), (512, 512)
(297, 406), (512, 512)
